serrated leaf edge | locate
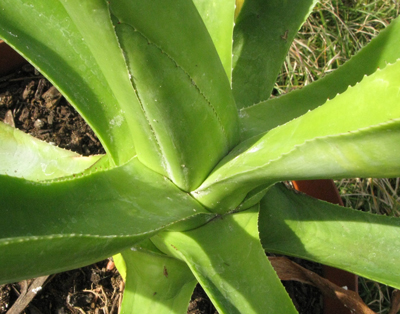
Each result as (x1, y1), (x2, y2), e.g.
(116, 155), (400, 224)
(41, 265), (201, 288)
(0, 212), (213, 247)
(200, 118), (400, 190)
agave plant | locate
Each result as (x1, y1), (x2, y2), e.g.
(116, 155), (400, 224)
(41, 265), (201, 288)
(1, 0), (400, 313)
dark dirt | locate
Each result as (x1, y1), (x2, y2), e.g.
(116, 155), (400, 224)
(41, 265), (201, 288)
(0, 64), (104, 155)
(0, 65), (323, 314)
(0, 260), (123, 314)
(282, 258), (324, 314)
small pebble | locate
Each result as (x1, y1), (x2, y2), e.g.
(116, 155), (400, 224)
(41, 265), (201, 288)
(4, 110), (15, 127)
(34, 119), (45, 129)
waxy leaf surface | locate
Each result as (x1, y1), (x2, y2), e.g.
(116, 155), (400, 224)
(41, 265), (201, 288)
(117, 248), (196, 314)
(0, 158), (211, 284)
(0, 0), (139, 166)
(232, 0), (319, 109)
(240, 15), (400, 139)
(260, 184), (400, 289)
(192, 0), (235, 81)
(0, 121), (101, 180)
(110, 0), (239, 191)
(195, 60), (400, 211)
(152, 206), (297, 314)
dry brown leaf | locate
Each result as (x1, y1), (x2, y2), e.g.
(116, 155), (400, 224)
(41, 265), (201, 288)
(388, 290), (400, 314)
(269, 256), (375, 314)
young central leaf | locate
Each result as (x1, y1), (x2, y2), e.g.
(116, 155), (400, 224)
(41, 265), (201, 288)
(115, 25), (226, 190)
(110, 0), (239, 191)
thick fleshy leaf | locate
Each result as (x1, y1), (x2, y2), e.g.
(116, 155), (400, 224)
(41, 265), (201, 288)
(194, 60), (400, 212)
(113, 253), (127, 281)
(259, 184), (400, 289)
(152, 206), (298, 314)
(116, 247), (196, 314)
(0, 0), (140, 166)
(192, 0), (236, 81)
(0, 121), (102, 180)
(240, 15), (400, 139)
(0, 157), (212, 284)
(232, 0), (319, 109)
(113, 239), (165, 282)
(110, 0), (239, 191)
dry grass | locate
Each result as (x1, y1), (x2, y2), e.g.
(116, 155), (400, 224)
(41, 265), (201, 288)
(337, 178), (400, 217)
(274, 0), (400, 94)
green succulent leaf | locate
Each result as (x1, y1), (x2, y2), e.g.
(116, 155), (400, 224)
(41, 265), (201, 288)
(192, 0), (235, 81)
(0, 0), (140, 166)
(0, 158), (212, 284)
(2, 0), (400, 312)
(152, 206), (298, 314)
(194, 59), (400, 212)
(259, 184), (400, 289)
(110, 0), (240, 191)
(113, 253), (127, 282)
(232, 0), (319, 109)
(0, 0), (240, 190)
(240, 15), (400, 139)
(113, 239), (166, 282)
(116, 247), (197, 314)
(0, 121), (102, 180)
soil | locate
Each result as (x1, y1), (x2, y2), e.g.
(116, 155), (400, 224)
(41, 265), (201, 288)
(281, 258), (323, 314)
(0, 65), (323, 314)
(0, 64), (104, 155)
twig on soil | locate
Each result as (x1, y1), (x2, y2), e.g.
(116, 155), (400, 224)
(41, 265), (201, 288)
(7, 276), (49, 314)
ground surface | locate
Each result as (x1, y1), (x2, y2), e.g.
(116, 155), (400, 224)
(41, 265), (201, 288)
(0, 65), (322, 314)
